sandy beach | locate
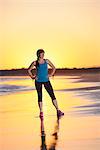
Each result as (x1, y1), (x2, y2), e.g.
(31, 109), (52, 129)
(0, 73), (100, 150)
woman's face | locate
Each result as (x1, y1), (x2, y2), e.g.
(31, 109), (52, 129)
(40, 52), (44, 58)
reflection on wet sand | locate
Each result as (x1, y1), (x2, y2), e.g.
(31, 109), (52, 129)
(40, 118), (60, 150)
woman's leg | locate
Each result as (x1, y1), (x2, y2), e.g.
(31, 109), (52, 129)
(35, 80), (43, 112)
(43, 81), (59, 111)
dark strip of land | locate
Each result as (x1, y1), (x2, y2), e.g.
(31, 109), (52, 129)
(0, 67), (100, 76)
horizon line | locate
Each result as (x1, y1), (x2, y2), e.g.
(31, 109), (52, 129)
(0, 66), (100, 71)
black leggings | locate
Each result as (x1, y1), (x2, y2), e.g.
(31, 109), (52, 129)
(35, 80), (56, 102)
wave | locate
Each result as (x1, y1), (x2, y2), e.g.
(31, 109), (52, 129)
(0, 77), (30, 82)
(0, 84), (35, 96)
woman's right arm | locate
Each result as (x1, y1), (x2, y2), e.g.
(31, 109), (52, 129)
(27, 61), (36, 79)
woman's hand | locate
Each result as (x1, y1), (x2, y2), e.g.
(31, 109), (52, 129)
(47, 74), (52, 78)
(31, 75), (35, 79)
(31, 75), (37, 80)
(35, 76), (38, 80)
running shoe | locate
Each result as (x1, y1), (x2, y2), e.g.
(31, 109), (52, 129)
(57, 110), (64, 118)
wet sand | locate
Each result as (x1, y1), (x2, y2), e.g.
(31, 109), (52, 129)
(0, 74), (100, 150)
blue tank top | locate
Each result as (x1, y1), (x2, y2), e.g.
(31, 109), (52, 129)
(35, 59), (49, 82)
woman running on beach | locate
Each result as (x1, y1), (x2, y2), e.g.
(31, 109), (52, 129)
(28, 49), (64, 120)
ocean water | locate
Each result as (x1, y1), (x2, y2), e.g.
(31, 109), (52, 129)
(0, 76), (35, 96)
(0, 75), (100, 99)
(0, 75), (100, 150)
(0, 75), (100, 115)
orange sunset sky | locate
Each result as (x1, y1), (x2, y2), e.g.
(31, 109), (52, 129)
(0, 0), (100, 70)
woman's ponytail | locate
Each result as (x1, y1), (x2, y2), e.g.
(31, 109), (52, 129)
(36, 55), (40, 68)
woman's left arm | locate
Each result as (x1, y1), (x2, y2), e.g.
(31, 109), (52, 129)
(46, 59), (56, 77)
